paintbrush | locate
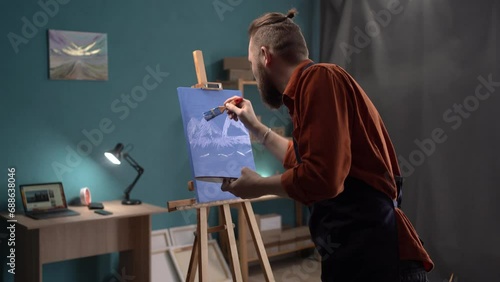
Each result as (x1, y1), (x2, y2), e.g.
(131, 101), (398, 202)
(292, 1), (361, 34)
(203, 97), (243, 121)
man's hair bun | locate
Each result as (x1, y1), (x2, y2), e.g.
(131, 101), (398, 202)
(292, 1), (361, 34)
(287, 8), (298, 19)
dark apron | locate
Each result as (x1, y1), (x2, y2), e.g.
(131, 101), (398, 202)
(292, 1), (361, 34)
(292, 63), (401, 281)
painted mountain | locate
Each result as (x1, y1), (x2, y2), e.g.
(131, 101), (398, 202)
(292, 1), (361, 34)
(187, 116), (253, 148)
(48, 29), (108, 81)
(177, 87), (256, 203)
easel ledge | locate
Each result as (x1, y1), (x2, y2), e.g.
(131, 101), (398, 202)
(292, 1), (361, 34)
(167, 195), (279, 212)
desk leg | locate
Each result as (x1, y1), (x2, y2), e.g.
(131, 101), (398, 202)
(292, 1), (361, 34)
(119, 215), (151, 282)
(16, 227), (41, 282)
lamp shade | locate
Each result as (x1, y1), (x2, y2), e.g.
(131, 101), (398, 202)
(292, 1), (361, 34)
(104, 143), (124, 165)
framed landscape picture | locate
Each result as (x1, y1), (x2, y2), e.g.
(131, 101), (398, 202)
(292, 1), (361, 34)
(48, 29), (108, 81)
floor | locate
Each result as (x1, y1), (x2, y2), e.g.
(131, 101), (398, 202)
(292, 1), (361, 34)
(248, 253), (322, 282)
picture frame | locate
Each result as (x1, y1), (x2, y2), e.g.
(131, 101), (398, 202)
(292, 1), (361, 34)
(48, 29), (108, 81)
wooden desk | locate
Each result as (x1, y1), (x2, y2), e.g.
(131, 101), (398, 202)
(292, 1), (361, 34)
(0, 201), (167, 282)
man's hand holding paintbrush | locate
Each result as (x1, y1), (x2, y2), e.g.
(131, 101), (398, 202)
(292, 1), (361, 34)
(224, 95), (289, 160)
(224, 96), (266, 136)
(221, 95), (290, 200)
(203, 97), (243, 121)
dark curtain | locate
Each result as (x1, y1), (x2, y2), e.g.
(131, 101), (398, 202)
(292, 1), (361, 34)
(320, 0), (500, 281)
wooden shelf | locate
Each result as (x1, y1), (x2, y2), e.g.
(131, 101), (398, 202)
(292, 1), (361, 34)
(239, 80), (257, 85)
(218, 79), (256, 93)
(238, 79), (257, 96)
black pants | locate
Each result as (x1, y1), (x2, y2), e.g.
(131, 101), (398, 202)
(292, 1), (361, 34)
(399, 260), (429, 282)
(320, 258), (429, 282)
(309, 177), (401, 282)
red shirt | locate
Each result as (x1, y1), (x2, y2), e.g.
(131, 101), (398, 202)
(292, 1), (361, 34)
(281, 59), (434, 271)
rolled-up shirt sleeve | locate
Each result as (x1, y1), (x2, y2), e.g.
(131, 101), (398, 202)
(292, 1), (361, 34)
(283, 140), (296, 169)
(281, 67), (352, 205)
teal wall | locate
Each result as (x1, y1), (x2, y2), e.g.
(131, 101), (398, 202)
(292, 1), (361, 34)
(0, 0), (318, 281)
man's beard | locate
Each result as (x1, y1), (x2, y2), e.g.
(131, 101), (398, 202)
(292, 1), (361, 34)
(255, 63), (283, 109)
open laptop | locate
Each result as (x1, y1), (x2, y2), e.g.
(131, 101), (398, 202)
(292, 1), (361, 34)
(20, 182), (80, 219)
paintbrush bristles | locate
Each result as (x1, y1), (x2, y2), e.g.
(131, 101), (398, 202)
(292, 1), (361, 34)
(203, 106), (226, 121)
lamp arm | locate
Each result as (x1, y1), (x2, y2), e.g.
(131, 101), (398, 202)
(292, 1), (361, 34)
(123, 153), (144, 199)
(123, 153), (144, 172)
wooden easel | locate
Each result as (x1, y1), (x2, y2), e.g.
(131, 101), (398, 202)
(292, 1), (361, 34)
(167, 50), (275, 282)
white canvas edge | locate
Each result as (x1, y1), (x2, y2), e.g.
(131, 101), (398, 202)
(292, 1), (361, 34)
(151, 248), (181, 282)
(169, 239), (232, 281)
(169, 224), (212, 246)
(151, 228), (171, 252)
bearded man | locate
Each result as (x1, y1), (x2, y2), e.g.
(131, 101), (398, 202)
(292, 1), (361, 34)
(221, 9), (433, 282)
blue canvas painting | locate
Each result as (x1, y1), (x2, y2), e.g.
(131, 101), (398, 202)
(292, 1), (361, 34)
(177, 87), (256, 203)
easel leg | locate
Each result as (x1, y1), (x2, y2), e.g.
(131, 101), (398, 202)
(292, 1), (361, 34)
(242, 201), (275, 282)
(219, 206), (229, 259)
(238, 204), (249, 281)
(197, 207), (209, 281)
(220, 204), (243, 282)
(186, 232), (199, 282)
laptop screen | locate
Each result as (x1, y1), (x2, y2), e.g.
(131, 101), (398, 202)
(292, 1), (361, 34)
(20, 182), (68, 213)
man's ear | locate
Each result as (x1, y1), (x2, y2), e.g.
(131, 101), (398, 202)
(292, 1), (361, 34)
(260, 46), (272, 67)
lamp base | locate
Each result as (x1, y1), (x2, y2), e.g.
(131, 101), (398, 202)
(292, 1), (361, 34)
(122, 199), (142, 205)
